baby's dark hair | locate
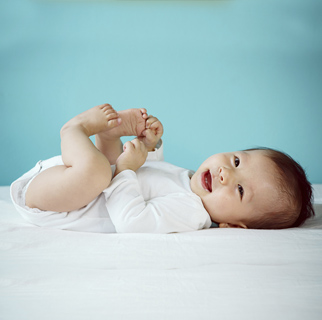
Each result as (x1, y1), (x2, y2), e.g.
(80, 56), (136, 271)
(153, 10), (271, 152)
(244, 147), (315, 229)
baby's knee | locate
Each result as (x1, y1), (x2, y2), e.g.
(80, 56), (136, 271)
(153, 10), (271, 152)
(60, 121), (74, 137)
(80, 154), (112, 189)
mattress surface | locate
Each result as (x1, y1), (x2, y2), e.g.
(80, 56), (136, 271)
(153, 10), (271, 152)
(1, 185), (322, 320)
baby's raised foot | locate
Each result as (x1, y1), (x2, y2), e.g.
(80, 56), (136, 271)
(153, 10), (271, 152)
(62, 104), (121, 137)
(97, 108), (148, 140)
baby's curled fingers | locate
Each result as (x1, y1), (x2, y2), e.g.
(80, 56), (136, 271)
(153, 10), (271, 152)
(131, 138), (143, 148)
(146, 115), (158, 128)
(146, 116), (163, 136)
(142, 128), (154, 141)
(123, 140), (134, 152)
(115, 138), (147, 175)
(131, 138), (148, 153)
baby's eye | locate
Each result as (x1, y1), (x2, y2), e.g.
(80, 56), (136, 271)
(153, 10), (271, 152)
(234, 156), (240, 167)
(238, 184), (244, 199)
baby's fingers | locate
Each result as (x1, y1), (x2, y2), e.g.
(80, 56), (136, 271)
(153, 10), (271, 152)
(146, 116), (163, 135)
(131, 138), (147, 152)
(151, 122), (163, 138)
(123, 141), (134, 152)
(142, 128), (155, 141)
(146, 115), (159, 128)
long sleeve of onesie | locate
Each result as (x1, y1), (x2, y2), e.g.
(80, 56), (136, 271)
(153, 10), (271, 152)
(103, 140), (211, 233)
(103, 169), (211, 233)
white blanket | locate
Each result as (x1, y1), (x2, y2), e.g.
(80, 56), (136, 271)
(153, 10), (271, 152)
(1, 186), (322, 320)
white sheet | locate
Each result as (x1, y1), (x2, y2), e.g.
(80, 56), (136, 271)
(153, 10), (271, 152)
(1, 185), (322, 320)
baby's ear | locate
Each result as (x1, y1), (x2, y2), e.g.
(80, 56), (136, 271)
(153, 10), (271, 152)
(219, 222), (248, 229)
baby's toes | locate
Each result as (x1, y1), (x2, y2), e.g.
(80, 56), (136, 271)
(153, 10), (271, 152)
(101, 104), (116, 114)
(106, 117), (122, 129)
(101, 105), (119, 119)
(100, 103), (113, 111)
(101, 105), (121, 128)
(105, 109), (119, 120)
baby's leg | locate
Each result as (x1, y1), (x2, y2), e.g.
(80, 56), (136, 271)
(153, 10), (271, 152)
(25, 104), (120, 212)
(95, 107), (148, 164)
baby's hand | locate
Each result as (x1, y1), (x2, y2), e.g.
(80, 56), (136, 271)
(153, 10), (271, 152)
(139, 115), (164, 151)
(114, 138), (148, 176)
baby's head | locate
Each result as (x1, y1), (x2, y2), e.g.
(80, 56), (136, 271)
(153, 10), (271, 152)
(190, 148), (314, 229)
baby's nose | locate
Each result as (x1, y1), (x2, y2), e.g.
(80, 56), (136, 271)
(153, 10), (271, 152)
(219, 167), (229, 184)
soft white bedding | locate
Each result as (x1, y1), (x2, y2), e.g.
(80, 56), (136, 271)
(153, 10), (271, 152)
(1, 185), (322, 320)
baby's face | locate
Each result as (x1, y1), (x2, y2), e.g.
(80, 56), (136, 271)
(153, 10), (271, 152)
(190, 150), (279, 228)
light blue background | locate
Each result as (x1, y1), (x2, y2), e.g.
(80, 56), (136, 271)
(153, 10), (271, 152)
(1, 0), (322, 185)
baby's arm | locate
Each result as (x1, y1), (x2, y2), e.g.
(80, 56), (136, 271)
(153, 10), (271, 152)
(139, 115), (164, 152)
(114, 138), (148, 177)
(104, 174), (210, 233)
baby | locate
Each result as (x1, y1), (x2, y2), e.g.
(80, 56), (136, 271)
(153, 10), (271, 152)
(11, 104), (315, 233)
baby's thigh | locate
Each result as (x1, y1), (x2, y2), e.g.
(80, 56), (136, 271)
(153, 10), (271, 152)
(25, 164), (112, 212)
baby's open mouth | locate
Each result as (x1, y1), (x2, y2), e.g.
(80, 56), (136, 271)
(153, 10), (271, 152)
(201, 170), (212, 192)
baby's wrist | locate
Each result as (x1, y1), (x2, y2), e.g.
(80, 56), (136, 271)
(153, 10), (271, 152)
(114, 165), (131, 177)
(145, 139), (161, 152)
(142, 142), (155, 152)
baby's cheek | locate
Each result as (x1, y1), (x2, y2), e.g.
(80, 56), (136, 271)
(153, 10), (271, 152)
(204, 194), (222, 217)
(213, 190), (235, 211)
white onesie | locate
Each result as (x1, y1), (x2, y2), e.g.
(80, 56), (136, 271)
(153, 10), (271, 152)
(10, 142), (212, 233)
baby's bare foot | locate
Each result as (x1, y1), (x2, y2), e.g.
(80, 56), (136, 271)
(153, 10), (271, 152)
(97, 108), (148, 140)
(62, 104), (121, 137)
